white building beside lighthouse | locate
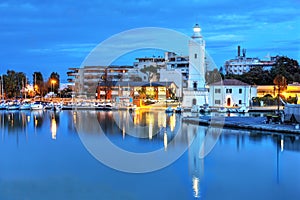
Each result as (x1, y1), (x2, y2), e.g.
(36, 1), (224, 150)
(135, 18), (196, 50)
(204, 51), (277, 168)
(182, 24), (208, 109)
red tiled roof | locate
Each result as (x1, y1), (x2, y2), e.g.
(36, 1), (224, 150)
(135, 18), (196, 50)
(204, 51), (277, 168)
(210, 79), (249, 86)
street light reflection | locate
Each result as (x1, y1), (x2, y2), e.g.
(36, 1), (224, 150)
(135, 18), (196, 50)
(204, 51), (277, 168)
(51, 117), (57, 140)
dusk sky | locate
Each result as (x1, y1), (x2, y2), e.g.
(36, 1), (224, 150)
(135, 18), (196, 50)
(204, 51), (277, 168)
(1, 0), (299, 82)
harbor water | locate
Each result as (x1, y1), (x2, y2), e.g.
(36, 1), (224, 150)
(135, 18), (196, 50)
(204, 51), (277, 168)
(0, 110), (300, 200)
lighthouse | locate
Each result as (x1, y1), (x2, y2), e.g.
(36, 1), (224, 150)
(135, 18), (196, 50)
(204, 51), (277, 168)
(182, 24), (208, 110)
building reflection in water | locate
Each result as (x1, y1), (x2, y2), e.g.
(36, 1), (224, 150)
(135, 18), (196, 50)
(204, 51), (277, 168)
(2, 110), (300, 198)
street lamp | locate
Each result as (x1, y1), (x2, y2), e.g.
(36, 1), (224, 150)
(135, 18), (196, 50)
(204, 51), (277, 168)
(51, 79), (56, 97)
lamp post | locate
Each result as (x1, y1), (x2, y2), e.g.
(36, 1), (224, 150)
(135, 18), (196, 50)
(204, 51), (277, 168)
(51, 79), (56, 98)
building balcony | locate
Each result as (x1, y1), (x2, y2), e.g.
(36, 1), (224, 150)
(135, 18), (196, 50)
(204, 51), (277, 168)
(67, 71), (78, 76)
(67, 78), (75, 83)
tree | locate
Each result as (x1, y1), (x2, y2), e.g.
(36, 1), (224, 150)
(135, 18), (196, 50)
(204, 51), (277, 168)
(140, 65), (160, 81)
(225, 56), (299, 85)
(270, 56), (300, 83)
(273, 75), (287, 113)
(33, 72), (46, 96)
(130, 75), (142, 82)
(3, 70), (27, 98)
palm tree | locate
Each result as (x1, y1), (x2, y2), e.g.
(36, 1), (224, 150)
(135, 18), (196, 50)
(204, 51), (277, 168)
(273, 75), (287, 113)
(33, 72), (45, 96)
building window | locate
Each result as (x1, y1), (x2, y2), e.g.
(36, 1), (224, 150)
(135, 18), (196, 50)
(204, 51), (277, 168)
(194, 54), (197, 59)
(215, 88), (221, 93)
(193, 82), (197, 90)
(215, 100), (221, 104)
(226, 88), (232, 93)
(239, 88), (242, 94)
(239, 100), (242, 104)
(192, 98), (197, 105)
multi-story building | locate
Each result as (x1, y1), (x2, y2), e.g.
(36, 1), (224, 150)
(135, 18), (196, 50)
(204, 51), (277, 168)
(97, 81), (178, 103)
(159, 52), (189, 99)
(67, 65), (143, 97)
(256, 82), (300, 103)
(208, 79), (257, 107)
(133, 56), (166, 81)
(225, 46), (277, 75)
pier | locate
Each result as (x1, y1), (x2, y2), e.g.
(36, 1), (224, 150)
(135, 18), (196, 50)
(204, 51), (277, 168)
(183, 116), (300, 134)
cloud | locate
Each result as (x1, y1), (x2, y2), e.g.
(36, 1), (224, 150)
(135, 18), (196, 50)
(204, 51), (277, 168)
(0, 1), (38, 12)
(28, 43), (97, 57)
(0, 0), (299, 78)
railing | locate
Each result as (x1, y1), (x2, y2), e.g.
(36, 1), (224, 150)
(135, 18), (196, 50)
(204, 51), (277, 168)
(183, 88), (208, 96)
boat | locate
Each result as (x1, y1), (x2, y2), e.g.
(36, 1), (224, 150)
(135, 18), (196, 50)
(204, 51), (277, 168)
(191, 105), (199, 113)
(31, 101), (44, 110)
(19, 102), (31, 110)
(165, 106), (174, 113)
(227, 108), (238, 113)
(44, 102), (54, 110)
(237, 105), (249, 113)
(174, 105), (183, 113)
(128, 105), (139, 112)
(199, 104), (211, 114)
(280, 97), (300, 123)
(7, 104), (20, 110)
(6, 100), (20, 110)
(52, 105), (61, 112)
(0, 101), (6, 110)
(218, 107), (228, 113)
(97, 102), (113, 111)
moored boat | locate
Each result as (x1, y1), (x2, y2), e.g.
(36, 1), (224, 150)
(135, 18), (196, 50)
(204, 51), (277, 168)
(237, 105), (249, 113)
(19, 102), (31, 110)
(0, 101), (6, 110)
(31, 101), (44, 110)
(199, 104), (211, 114)
(174, 106), (183, 113)
(165, 106), (174, 113)
(218, 107), (228, 113)
(7, 100), (20, 110)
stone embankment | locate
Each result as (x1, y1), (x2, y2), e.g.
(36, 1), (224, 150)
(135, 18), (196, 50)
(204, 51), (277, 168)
(183, 116), (300, 134)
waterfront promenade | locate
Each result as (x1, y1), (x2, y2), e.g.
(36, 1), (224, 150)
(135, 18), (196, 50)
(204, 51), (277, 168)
(183, 116), (300, 134)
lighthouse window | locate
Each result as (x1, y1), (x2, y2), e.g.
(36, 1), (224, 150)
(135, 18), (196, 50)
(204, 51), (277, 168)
(194, 54), (197, 59)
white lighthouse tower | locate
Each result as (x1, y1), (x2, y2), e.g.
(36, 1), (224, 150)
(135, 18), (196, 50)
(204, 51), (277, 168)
(182, 24), (208, 110)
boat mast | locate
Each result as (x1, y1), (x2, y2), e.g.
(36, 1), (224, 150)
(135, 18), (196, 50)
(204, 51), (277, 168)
(1, 74), (3, 100)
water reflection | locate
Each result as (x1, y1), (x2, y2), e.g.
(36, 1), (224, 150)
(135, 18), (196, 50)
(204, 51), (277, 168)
(51, 116), (57, 140)
(1, 110), (300, 199)
(74, 110), (182, 152)
(0, 110), (61, 143)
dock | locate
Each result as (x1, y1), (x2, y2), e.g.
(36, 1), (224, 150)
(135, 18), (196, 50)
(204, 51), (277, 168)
(183, 116), (300, 134)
